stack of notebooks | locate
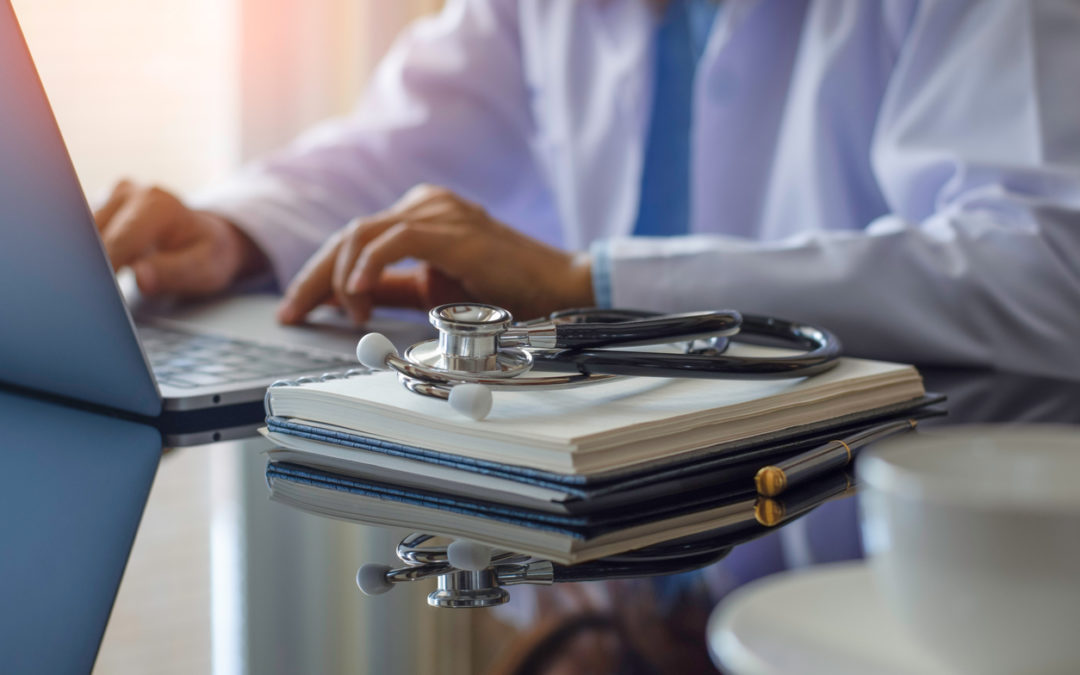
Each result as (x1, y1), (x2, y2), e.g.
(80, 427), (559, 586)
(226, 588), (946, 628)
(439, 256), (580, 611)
(263, 348), (937, 564)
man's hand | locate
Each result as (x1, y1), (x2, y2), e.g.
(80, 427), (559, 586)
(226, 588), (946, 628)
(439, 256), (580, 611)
(94, 180), (267, 296)
(278, 184), (594, 324)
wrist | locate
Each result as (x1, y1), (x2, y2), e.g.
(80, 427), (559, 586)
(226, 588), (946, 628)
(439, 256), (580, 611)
(562, 252), (595, 308)
(209, 212), (269, 284)
(587, 240), (613, 309)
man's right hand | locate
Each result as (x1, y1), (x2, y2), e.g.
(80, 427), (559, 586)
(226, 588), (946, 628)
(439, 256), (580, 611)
(94, 180), (267, 296)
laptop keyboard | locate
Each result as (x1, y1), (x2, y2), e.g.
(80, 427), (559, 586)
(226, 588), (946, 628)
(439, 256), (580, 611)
(139, 324), (356, 389)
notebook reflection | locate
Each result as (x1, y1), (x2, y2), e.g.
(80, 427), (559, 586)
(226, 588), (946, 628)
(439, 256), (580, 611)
(265, 461), (853, 607)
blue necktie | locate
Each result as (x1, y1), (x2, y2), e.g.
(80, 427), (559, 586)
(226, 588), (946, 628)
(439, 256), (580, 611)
(632, 0), (718, 237)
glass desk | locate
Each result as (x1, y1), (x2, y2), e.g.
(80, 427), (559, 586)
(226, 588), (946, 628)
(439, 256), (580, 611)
(1, 367), (1077, 674)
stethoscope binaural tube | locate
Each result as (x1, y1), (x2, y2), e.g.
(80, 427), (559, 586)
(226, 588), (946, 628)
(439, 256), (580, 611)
(356, 303), (842, 420)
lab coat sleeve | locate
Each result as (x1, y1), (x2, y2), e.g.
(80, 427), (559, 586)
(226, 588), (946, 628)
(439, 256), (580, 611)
(601, 1), (1080, 379)
(189, 0), (554, 289)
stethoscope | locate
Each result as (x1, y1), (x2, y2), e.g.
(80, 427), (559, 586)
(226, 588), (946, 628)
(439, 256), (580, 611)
(353, 470), (855, 608)
(356, 303), (842, 420)
(356, 533), (736, 608)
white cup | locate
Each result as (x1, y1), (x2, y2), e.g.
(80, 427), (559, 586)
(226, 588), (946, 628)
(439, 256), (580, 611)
(858, 425), (1080, 675)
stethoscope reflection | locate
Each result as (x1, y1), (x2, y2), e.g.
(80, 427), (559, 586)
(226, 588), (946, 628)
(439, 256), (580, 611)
(350, 471), (854, 609)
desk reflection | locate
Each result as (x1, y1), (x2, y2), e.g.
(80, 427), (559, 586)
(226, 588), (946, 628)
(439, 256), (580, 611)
(0, 390), (160, 674)
(255, 367), (1080, 674)
(3, 366), (1078, 675)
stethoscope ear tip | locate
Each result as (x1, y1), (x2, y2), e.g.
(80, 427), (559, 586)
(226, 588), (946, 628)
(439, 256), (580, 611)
(356, 563), (394, 595)
(448, 384), (493, 421)
(357, 332), (398, 370)
(446, 540), (493, 571)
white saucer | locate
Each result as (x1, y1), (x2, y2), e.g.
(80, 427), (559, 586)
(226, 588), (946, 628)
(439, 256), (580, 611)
(707, 562), (956, 675)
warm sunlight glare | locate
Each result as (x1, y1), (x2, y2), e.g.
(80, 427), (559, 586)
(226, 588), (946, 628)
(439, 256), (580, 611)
(10, 0), (239, 200)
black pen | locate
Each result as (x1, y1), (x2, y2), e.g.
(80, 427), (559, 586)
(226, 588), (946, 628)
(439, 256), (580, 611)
(754, 470), (855, 527)
(754, 418), (919, 497)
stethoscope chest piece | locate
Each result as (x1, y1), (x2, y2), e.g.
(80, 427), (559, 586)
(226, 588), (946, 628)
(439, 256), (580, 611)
(403, 339), (531, 378)
(428, 569), (510, 608)
(404, 304), (535, 377)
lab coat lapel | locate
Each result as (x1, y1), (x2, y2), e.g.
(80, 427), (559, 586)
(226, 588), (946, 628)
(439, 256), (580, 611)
(522, 0), (654, 247)
(584, 0), (655, 241)
(691, 0), (804, 238)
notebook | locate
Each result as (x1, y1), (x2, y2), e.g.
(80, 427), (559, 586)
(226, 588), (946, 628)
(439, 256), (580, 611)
(263, 346), (926, 475)
(264, 461), (856, 564)
(261, 396), (941, 514)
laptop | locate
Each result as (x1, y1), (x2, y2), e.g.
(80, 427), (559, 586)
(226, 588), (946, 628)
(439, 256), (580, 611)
(0, 388), (161, 673)
(0, 2), (428, 430)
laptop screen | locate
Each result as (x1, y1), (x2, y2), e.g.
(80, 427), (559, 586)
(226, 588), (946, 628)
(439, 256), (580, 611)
(0, 1), (162, 416)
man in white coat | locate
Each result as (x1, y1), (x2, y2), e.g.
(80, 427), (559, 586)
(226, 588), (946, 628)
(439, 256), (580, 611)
(95, 0), (1080, 378)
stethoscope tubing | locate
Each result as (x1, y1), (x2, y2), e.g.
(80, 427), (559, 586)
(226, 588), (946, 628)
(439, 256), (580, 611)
(532, 312), (840, 379)
(550, 546), (733, 583)
(548, 310), (741, 350)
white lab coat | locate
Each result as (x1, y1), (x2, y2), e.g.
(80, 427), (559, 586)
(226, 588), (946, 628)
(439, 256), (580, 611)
(195, 0), (1080, 379)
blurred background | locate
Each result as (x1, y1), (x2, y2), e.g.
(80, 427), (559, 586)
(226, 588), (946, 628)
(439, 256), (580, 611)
(14, 0), (440, 198)
(9, 2), (497, 674)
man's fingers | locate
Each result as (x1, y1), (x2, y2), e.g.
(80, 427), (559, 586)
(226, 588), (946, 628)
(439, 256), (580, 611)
(330, 196), (459, 297)
(332, 224), (364, 307)
(93, 180), (133, 232)
(278, 237), (340, 324)
(369, 266), (472, 309)
(132, 242), (225, 296)
(327, 199), (463, 321)
(369, 269), (427, 309)
(339, 223), (459, 324)
(279, 188), (473, 325)
(102, 189), (178, 270)
(417, 266), (472, 307)
(278, 215), (401, 325)
(360, 263), (473, 313)
(331, 217), (401, 318)
(350, 222), (468, 299)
